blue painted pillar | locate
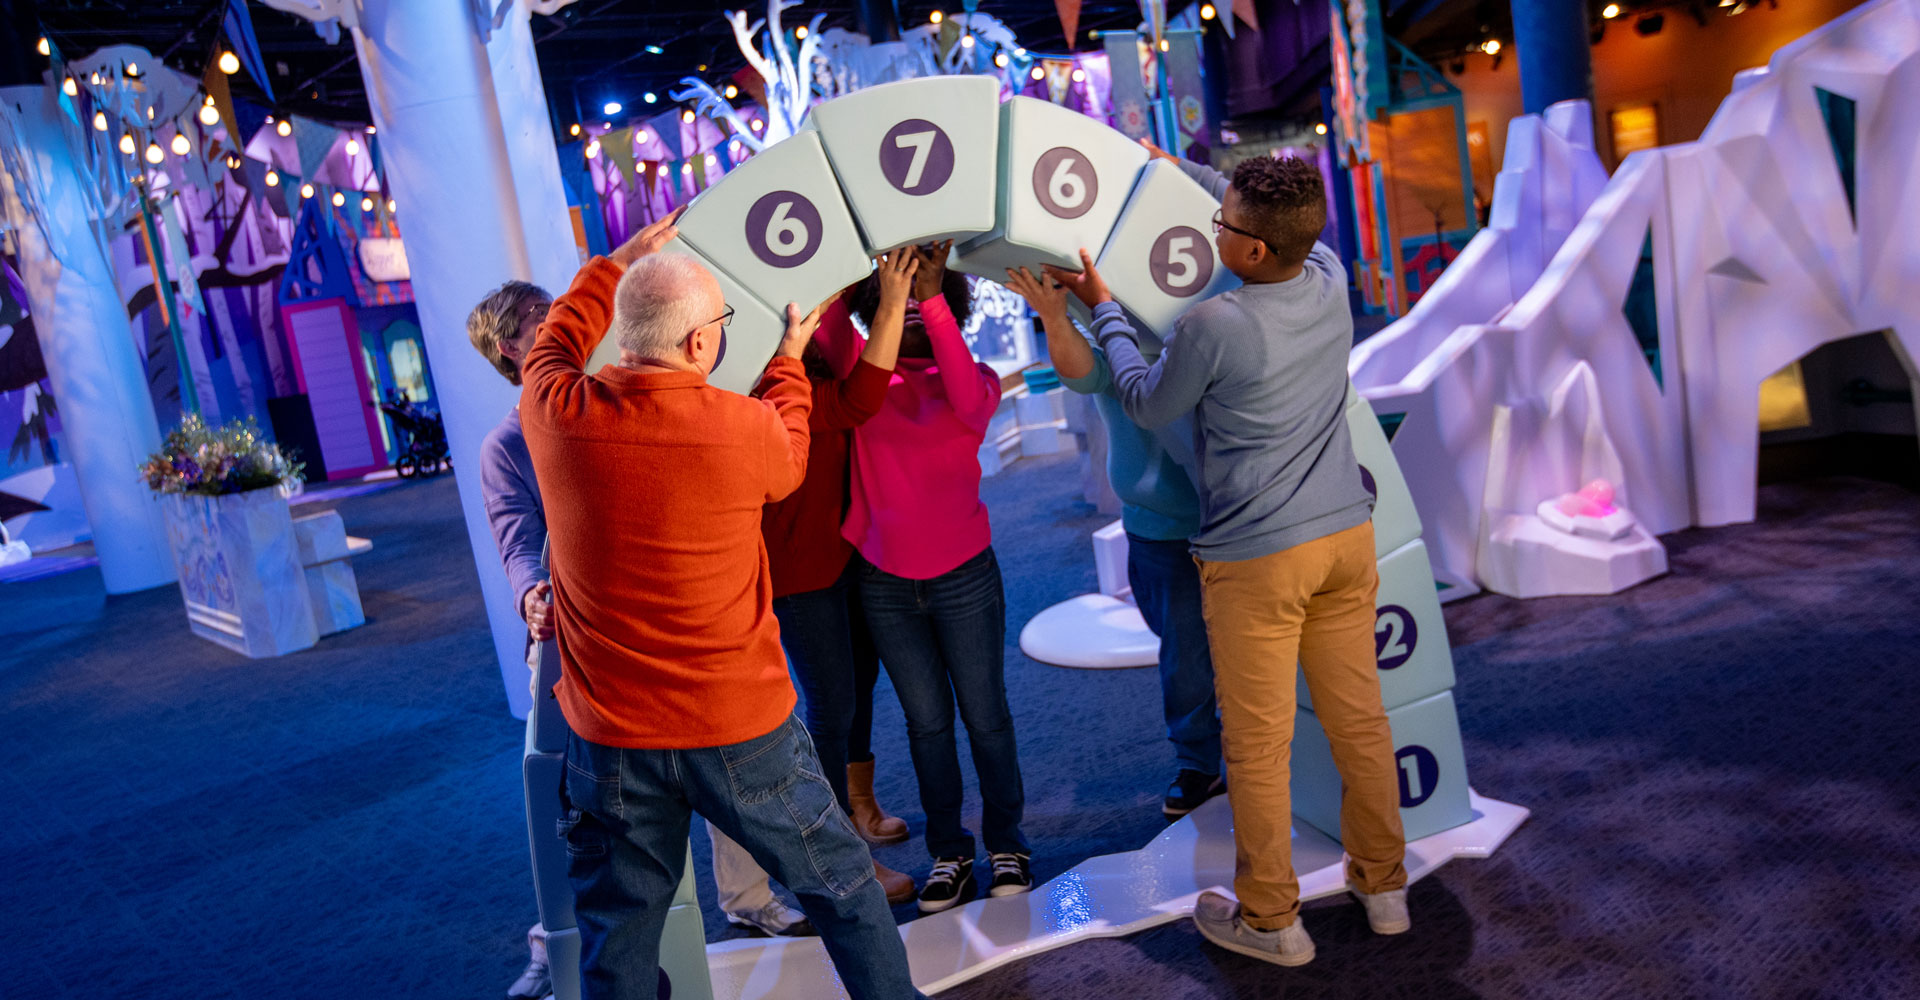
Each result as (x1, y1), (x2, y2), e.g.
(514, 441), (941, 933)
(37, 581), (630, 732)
(1511, 0), (1593, 114)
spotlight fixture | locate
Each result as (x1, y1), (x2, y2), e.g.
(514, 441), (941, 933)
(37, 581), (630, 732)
(643, 92), (657, 103)
(1014, 47), (1027, 57)
(1635, 13), (1665, 34)
(362, 196), (375, 211)
(92, 111), (108, 131)
(125, 62), (139, 77)
(1481, 38), (1503, 54)
(697, 64), (707, 72)
(331, 191), (345, 207)
(366, 126), (376, 134)
(144, 142), (164, 164)
(218, 50), (240, 74)
(300, 183), (315, 199)
(681, 109), (695, 123)
(644, 44), (664, 54)
(346, 137), (361, 156)
(603, 101), (622, 115)
(1201, 4), (1217, 19)
(170, 133), (191, 155)
(199, 104), (220, 126)
(1030, 66), (1045, 81)
(265, 169), (280, 186)
(1603, 3), (1622, 17)
(118, 133), (135, 155)
(62, 77), (77, 97)
(37, 36), (49, 56)
(569, 123), (581, 136)
(276, 119), (292, 137)
(930, 10), (944, 24)
(795, 25), (808, 39)
(994, 52), (1009, 67)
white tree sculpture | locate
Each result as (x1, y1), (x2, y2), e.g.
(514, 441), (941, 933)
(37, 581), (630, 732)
(670, 1), (824, 153)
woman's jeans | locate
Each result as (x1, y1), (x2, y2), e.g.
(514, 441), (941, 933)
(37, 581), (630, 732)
(859, 547), (1028, 860)
(773, 562), (883, 812)
(562, 715), (923, 1000)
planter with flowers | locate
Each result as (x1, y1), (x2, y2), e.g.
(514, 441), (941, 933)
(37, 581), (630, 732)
(142, 416), (318, 658)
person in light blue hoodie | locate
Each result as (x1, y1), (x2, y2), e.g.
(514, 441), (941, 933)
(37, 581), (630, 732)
(1003, 267), (1223, 821)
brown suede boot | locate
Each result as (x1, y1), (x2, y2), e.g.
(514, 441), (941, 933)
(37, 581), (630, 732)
(847, 759), (909, 845)
(875, 859), (916, 904)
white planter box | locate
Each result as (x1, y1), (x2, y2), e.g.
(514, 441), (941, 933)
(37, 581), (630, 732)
(160, 488), (318, 658)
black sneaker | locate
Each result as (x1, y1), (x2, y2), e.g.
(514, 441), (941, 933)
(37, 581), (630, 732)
(1163, 769), (1225, 818)
(987, 852), (1033, 897)
(917, 857), (976, 913)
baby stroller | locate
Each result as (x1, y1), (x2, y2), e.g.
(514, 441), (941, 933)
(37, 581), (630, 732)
(379, 395), (451, 479)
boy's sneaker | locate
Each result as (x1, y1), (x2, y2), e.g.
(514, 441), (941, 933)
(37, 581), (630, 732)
(987, 852), (1033, 897)
(1347, 882), (1411, 935)
(1191, 889), (1315, 967)
(917, 857), (976, 913)
(1162, 770), (1225, 818)
(725, 899), (814, 937)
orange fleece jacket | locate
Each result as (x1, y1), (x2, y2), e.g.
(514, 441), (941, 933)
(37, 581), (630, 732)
(519, 256), (812, 748)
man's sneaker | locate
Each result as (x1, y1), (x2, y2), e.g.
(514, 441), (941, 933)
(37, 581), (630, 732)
(987, 852), (1033, 897)
(1348, 882), (1411, 935)
(1191, 888), (1315, 967)
(726, 899), (815, 937)
(1162, 770), (1225, 818)
(505, 958), (551, 1000)
(917, 857), (976, 913)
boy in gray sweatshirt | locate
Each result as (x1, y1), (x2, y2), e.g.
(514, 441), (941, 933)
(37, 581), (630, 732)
(1045, 151), (1409, 966)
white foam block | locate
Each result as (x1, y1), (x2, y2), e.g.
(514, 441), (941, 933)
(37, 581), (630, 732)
(1291, 689), (1473, 844)
(582, 237), (788, 397)
(1094, 160), (1241, 337)
(810, 76), (1000, 251)
(1299, 538), (1456, 713)
(527, 639), (568, 755)
(675, 130), (872, 341)
(544, 900), (712, 1000)
(1348, 388), (1421, 557)
(951, 97), (1149, 279)
(1092, 519), (1130, 598)
(522, 750), (575, 931)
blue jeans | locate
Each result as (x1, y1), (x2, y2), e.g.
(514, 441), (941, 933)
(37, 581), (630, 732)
(859, 547), (1028, 859)
(562, 715), (922, 1000)
(774, 562), (883, 813)
(1127, 533), (1222, 777)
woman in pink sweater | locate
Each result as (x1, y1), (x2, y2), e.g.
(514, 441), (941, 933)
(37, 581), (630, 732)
(822, 242), (1032, 913)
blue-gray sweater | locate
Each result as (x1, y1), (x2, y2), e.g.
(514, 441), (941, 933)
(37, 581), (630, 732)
(1059, 335), (1202, 543)
(1098, 161), (1371, 562)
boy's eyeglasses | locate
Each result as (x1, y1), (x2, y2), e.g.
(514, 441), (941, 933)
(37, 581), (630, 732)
(1211, 210), (1278, 255)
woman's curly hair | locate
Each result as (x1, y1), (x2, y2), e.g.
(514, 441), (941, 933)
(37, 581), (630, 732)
(850, 265), (973, 331)
(1230, 156), (1327, 266)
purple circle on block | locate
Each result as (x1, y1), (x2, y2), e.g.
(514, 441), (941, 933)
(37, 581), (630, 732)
(1149, 225), (1213, 297)
(1374, 604), (1417, 670)
(878, 119), (956, 195)
(1396, 745), (1440, 808)
(744, 190), (821, 269)
(1032, 146), (1098, 219)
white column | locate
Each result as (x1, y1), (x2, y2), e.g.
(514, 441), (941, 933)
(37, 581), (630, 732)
(348, 0), (575, 718)
(485, 2), (583, 295)
(0, 84), (174, 594)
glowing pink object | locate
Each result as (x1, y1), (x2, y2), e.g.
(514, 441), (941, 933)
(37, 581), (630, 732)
(1555, 480), (1617, 518)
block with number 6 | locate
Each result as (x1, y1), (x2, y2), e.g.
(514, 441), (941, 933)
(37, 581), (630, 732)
(1298, 537), (1455, 713)
(1349, 388), (1422, 558)
(673, 130), (871, 335)
(949, 96), (1150, 280)
(583, 238), (787, 396)
(809, 76), (1000, 252)
(1093, 160), (1240, 338)
(1290, 689), (1473, 844)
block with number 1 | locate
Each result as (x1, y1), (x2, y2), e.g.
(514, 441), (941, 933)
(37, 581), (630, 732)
(1290, 689), (1473, 844)
(950, 96), (1150, 280)
(582, 237), (787, 396)
(809, 76), (1001, 252)
(1094, 159), (1241, 338)
(674, 130), (872, 331)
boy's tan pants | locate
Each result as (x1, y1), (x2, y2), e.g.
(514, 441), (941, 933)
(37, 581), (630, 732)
(1196, 521), (1407, 931)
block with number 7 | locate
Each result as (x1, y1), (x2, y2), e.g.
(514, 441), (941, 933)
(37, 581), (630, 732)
(1093, 159), (1241, 338)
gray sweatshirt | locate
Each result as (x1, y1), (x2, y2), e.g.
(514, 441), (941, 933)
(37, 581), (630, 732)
(1097, 160), (1372, 563)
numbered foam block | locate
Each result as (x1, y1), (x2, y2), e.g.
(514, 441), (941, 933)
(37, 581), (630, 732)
(543, 902), (711, 1000)
(675, 130), (872, 336)
(1348, 390), (1421, 557)
(950, 96), (1150, 280)
(1290, 689), (1473, 844)
(1094, 159), (1241, 338)
(527, 639), (569, 754)
(810, 75), (1000, 251)
(1298, 538), (1456, 713)
(582, 237), (787, 397)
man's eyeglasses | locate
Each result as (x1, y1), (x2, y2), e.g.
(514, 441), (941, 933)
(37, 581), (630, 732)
(1211, 210), (1277, 255)
(681, 305), (734, 343)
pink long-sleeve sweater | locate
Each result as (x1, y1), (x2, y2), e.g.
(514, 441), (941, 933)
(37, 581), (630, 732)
(820, 294), (1002, 580)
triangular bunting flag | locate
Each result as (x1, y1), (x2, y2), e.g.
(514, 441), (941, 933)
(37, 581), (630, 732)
(649, 112), (685, 161)
(288, 116), (339, 180)
(224, 0), (276, 103)
(1043, 59), (1075, 104)
(601, 127), (638, 191)
(1055, 0), (1082, 49)
(202, 60), (241, 154)
(1233, 0), (1260, 33)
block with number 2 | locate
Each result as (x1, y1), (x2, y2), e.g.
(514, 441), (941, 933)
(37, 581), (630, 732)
(809, 76), (1001, 252)
(1297, 537), (1456, 714)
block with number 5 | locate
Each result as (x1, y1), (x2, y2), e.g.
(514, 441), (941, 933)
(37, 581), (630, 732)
(1349, 388), (1422, 558)
(949, 96), (1150, 280)
(1290, 689), (1473, 844)
(673, 130), (872, 334)
(809, 76), (1000, 252)
(1093, 160), (1241, 337)
(1298, 537), (1455, 713)
(583, 237), (787, 396)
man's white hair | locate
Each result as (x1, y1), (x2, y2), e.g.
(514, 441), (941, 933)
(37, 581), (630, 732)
(609, 252), (713, 361)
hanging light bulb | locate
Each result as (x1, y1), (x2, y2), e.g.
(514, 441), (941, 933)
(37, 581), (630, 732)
(300, 183), (315, 199)
(682, 163), (692, 174)
(265, 169), (280, 187)
(146, 105), (154, 120)
(1030, 66), (1045, 81)
(276, 119), (292, 137)
(960, 34), (975, 48)
(994, 53), (1008, 68)
(1481, 38), (1502, 54)
(1603, 3), (1622, 17)
(89, 72), (101, 85)
(118, 133), (135, 155)
(125, 62), (140, 77)
(681, 109), (695, 124)
(331, 191), (345, 207)
(1071, 68), (1086, 83)
(585, 138), (601, 159)
(93, 111), (108, 131)
(1158, 38), (1171, 52)
(225, 153), (242, 169)
(198, 104), (220, 126)
(144, 142), (164, 164)
(62, 77), (77, 97)
(1200, 3), (1217, 19)
(361, 196), (375, 211)
(37, 37), (50, 56)
(603, 100), (622, 116)
(365, 125), (376, 135)
(729, 139), (741, 153)
(1015, 47), (1027, 57)
(345, 137), (361, 156)
(1315, 122), (1328, 135)
(930, 10), (943, 24)
(795, 25), (808, 39)
(387, 198), (396, 213)
(724, 84), (738, 99)
(636, 129), (651, 143)
(569, 123), (581, 137)
(218, 50), (241, 74)
(171, 133), (191, 155)
(751, 118), (764, 131)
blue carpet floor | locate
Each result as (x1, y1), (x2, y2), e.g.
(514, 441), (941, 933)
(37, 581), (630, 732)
(3, 460), (1917, 999)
